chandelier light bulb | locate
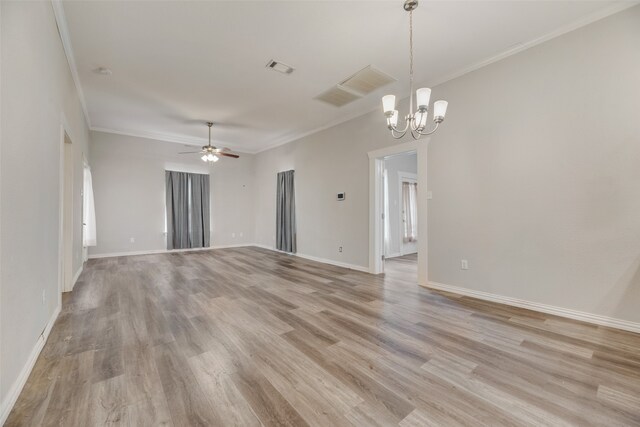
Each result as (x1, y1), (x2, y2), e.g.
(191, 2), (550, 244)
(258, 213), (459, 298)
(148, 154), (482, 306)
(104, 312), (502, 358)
(212, 155), (219, 162)
(414, 111), (427, 129)
(382, 95), (396, 115)
(416, 88), (431, 111)
(201, 154), (208, 162)
(433, 100), (448, 122)
(390, 110), (399, 127)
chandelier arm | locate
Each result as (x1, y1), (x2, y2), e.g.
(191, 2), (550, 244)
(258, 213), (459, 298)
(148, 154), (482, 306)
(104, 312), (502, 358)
(390, 126), (408, 139)
(410, 128), (423, 140)
(410, 117), (419, 132)
(416, 121), (440, 136)
(387, 117), (411, 134)
(391, 129), (407, 139)
(398, 118), (411, 133)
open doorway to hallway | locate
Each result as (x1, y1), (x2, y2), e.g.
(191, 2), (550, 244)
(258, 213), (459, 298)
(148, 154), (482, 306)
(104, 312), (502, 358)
(368, 139), (427, 284)
(382, 151), (418, 282)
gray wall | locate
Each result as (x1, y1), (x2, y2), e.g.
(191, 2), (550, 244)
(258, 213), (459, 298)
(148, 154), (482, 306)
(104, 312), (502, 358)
(1, 0), (90, 411)
(253, 5), (640, 324)
(253, 111), (401, 268)
(426, 5), (640, 323)
(384, 153), (417, 257)
(89, 131), (255, 256)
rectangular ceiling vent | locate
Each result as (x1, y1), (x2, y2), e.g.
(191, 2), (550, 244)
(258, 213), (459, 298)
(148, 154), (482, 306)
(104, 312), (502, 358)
(314, 65), (395, 108)
(340, 65), (396, 95)
(314, 85), (361, 107)
(266, 59), (295, 75)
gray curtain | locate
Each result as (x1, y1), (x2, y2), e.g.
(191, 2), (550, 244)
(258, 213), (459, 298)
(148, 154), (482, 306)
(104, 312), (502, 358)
(166, 171), (189, 250)
(166, 171), (210, 250)
(189, 173), (210, 248)
(276, 170), (296, 253)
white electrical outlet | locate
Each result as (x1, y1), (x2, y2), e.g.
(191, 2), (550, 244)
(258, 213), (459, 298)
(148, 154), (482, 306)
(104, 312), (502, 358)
(42, 290), (46, 305)
(461, 259), (469, 270)
(232, 232), (236, 238)
(130, 237), (135, 243)
(427, 191), (433, 200)
(239, 232), (243, 238)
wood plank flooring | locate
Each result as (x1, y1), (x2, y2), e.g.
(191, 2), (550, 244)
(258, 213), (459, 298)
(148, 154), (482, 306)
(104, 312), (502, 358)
(6, 247), (640, 426)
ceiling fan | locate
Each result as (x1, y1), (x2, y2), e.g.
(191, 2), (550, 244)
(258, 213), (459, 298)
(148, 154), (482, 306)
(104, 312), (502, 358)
(179, 122), (240, 162)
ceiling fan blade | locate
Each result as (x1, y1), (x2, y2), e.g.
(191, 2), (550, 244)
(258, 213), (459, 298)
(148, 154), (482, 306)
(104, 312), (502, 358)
(178, 151), (205, 154)
(219, 152), (240, 158)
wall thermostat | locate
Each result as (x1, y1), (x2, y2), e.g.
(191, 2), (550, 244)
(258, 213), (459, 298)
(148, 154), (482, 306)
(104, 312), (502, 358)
(337, 192), (346, 201)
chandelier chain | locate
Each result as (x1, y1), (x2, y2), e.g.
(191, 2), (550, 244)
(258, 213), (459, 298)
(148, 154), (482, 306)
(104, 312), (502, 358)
(409, 9), (414, 113)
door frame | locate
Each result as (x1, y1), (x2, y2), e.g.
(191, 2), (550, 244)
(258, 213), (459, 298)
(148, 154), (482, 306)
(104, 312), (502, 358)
(58, 114), (75, 299)
(368, 139), (429, 286)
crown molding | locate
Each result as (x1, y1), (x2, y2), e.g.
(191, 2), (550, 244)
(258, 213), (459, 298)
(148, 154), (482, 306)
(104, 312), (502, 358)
(89, 126), (252, 154)
(425, 0), (640, 89)
(58, 0), (639, 156)
(253, 1), (639, 154)
(252, 108), (380, 154)
(51, 0), (91, 128)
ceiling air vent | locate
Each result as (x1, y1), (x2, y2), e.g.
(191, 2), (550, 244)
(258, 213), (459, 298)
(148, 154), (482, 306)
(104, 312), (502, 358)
(341, 65), (396, 95)
(266, 59), (295, 75)
(314, 85), (361, 107)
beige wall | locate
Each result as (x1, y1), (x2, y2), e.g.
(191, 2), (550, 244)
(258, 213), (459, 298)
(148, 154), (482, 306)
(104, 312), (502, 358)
(0, 0), (3, 407)
(426, 5), (640, 323)
(0, 0), (90, 414)
(254, 5), (640, 324)
(88, 131), (255, 256)
(254, 109), (407, 269)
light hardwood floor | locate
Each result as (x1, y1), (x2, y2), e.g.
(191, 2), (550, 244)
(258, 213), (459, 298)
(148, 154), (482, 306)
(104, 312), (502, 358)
(6, 247), (640, 426)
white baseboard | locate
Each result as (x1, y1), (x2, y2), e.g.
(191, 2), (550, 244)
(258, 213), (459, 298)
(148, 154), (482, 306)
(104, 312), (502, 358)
(88, 243), (254, 259)
(90, 243), (371, 273)
(251, 244), (370, 273)
(295, 252), (369, 273)
(426, 281), (640, 334)
(0, 304), (61, 425)
(385, 252), (402, 259)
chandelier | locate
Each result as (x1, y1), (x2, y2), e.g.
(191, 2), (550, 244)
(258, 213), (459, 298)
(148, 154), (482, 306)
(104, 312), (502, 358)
(382, 0), (448, 139)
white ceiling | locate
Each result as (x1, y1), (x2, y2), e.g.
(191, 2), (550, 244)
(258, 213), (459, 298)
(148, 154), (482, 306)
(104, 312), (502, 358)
(61, 0), (628, 153)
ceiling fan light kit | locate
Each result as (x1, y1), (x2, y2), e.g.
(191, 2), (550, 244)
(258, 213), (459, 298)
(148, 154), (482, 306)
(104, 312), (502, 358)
(202, 153), (219, 162)
(179, 122), (240, 162)
(382, 0), (448, 140)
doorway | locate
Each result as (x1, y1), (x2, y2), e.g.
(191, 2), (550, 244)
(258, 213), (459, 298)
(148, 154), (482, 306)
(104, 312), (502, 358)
(368, 139), (429, 285)
(382, 153), (418, 281)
